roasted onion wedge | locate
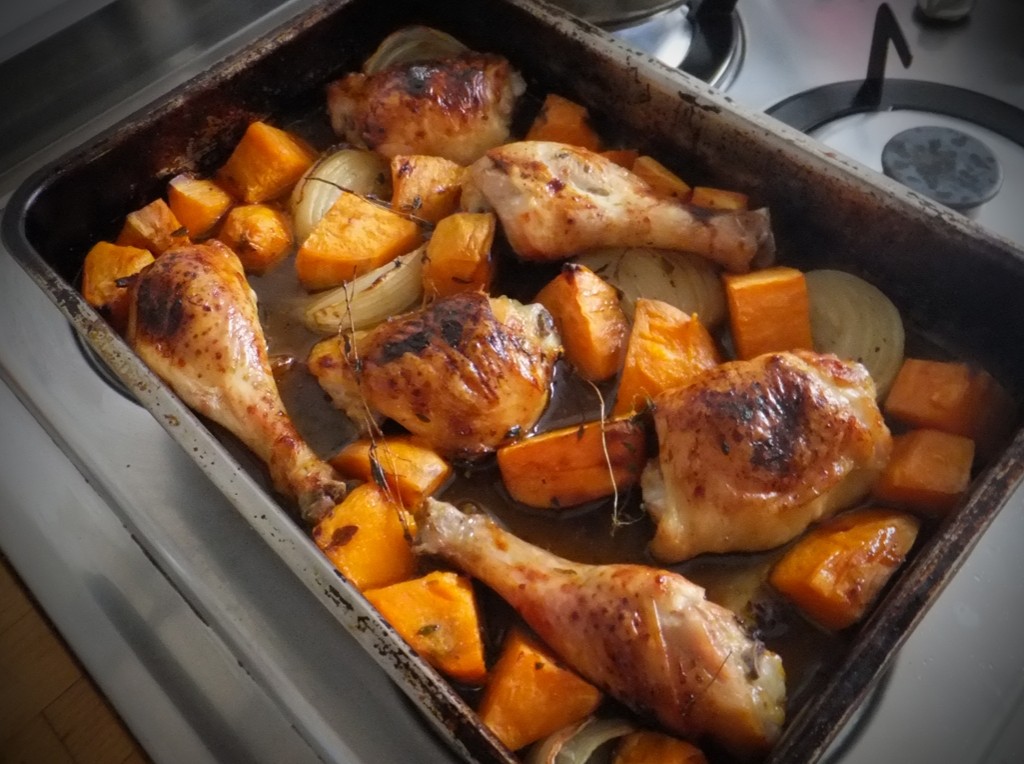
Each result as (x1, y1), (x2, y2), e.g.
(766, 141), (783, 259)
(290, 146), (391, 244)
(302, 245), (425, 334)
(575, 247), (726, 326)
(362, 25), (470, 74)
(806, 269), (905, 398)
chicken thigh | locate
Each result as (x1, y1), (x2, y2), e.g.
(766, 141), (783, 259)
(468, 141), (776, 271)
(326, 52), (525, 165)
(308, 291), (561, 460)
(127, 241), (347, 523)
(416, 498), (786, 759)
(642, 351), (892, 562)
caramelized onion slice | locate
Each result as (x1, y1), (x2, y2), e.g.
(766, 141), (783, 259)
(575, 247), (726, 327)
(526, 717), (637, 764)
(302, 245), (425, 334)
(362, 25), (469, 74)
(806, 268), (905, 398)
(290, 147), (392, 244)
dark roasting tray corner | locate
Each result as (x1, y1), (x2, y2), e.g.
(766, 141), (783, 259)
(5, 1), (1024, 762)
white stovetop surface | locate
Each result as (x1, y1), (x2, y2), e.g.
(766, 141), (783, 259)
(1, 1), (1023, 763)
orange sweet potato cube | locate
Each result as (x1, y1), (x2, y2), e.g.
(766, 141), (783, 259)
(723, 266), (814, 360)
(216, 204), (293, 276)
(883, 358), (1017, 459)
(81, 241), (155, 332)
(768, 507), (920, 630)
(311, 483), (418, 591)
(116, 198), (189, 255)
(217, 120), (317, 204)
(496, 416), (647, 509)
(422, 212), (496, 298)
(524, 93), (602, 151)
(535, 263), (629, 382)
(631, 155), (693, 201)
(477, 628), (602, 751)
(390, 155), (465, 223)
(690, 185), (750, 210)
(872, 428), (976, 516)
(600, 148), (640, 168)
(614, 730), (709, 764)
(167, 173), (235, 238)
(328, 436), (452, 508)
(295, 190), (422, 291)
(364, 571), (487, 685)
(613, 298), (721, 415)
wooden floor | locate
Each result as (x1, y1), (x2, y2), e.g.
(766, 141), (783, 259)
(0, 553), (150, 764)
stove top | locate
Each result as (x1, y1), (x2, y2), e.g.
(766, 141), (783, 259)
(604, 0), (1024, 247)
(2, 2), (1024, 763)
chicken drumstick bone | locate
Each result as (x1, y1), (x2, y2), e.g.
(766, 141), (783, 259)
(127, 241), (347, 523)
(416, 498), (786, 760)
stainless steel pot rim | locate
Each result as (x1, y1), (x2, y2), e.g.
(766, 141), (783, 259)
(546, 0), (687, 27)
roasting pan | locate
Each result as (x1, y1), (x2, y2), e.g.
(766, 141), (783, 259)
(5, 0), (1024, 761)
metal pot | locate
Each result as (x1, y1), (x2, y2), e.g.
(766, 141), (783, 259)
(545, 0), (686, 27)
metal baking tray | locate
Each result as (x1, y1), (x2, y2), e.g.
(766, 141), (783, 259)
(5, 0), (1024, 761)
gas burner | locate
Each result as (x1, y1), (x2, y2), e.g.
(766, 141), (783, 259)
(881, 125), (1002, 210)
(605, 0), (744, 88)
(763, 2), (1024, 242)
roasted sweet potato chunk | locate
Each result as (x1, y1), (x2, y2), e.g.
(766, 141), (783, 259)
(631, 155), (693, 201)
(218, 120), (317, 204)
(614, 730), (709, 764)
(422, 211), (496, 298)
(167, 173), (235, 238)
(884, 358), (1017, 459)
(81, 241), (155, 332)
(613, 298), (721, 415)
(873, 428), (975, 515)
(216, 203), (293, 275)
(724, 265), (814, 360)
(116, 198), (189, 255)
(311, 483), (417, 591)
(477, 628), (602, 751)
(390, 154), (465, 223)
(691, 185), (749, 210)
(535, 263), (628, 382)
(365, 571), (487, 685)
(496, 416), (647, 509)
(769, 507), (920, 630)
(295, 190), (422, 291)
(328, 436), (452, 508)
(524, 93), (602, 151)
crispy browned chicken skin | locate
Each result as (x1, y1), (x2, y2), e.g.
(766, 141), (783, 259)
(308, 291), (561, 460)
(326, 52), (525, 165)
(416, 498), (787, 760)
(642, 351), (892, 562)
(127, 241), (347, 523)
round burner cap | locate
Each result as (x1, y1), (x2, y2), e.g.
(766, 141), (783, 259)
(881, 125), (1002, 210)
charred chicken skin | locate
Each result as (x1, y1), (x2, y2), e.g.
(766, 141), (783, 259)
(326, 52), (525, 165)
(127, 241), (347, 523)
(468, 140), (776, 271)
(642, 351), (892, 562)
(416, 498), (787, 760)
(308, 291), (561, 460)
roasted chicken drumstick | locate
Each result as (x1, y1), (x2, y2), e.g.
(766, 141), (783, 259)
(416, 498), (786, 760)
(127, 241), (348, 523)
(642, 351), (893, 562)
(468, 141), (776, 271)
